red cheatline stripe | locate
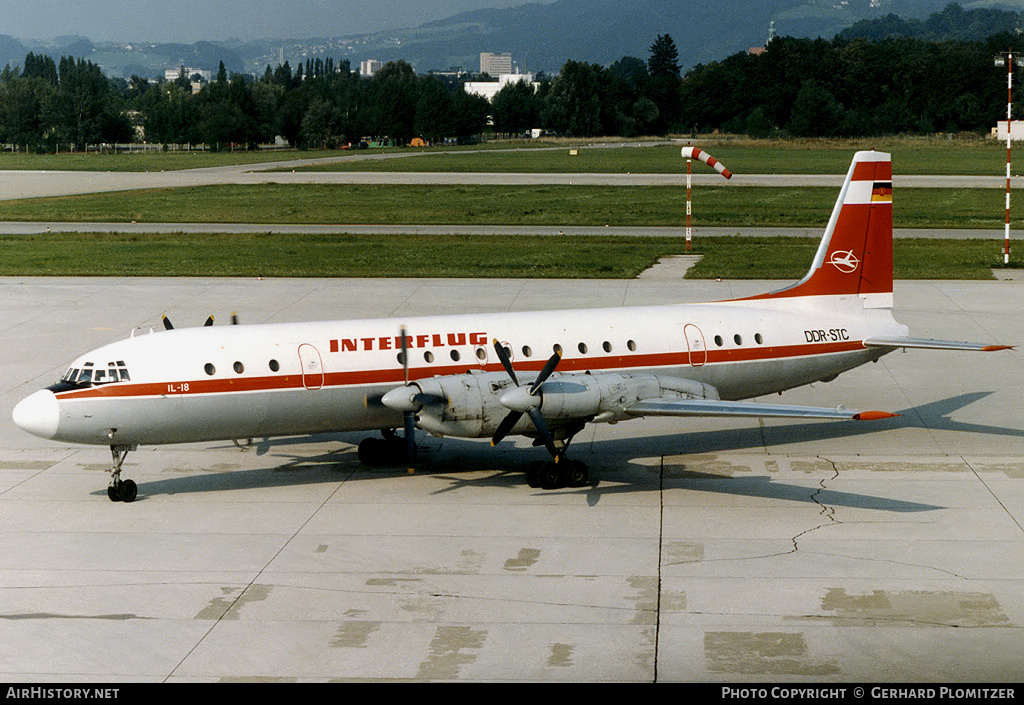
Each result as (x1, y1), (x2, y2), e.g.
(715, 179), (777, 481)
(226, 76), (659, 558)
(54, 340), (868, 401)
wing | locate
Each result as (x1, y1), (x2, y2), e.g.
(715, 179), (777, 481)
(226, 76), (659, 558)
(864, 336), (1013, 352)
(625, 398), (898, 421)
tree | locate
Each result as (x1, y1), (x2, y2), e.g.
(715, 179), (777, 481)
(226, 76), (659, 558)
(368, 61), (417, 143)
(414, 77), (455, 143)
(787, 80), (846, 137)
(451, 89), (490, 142)
(541, 61), (604, 137)
(491, 78), (539, 135)
(45, 56), (122, 149)
(646, 34), (682, 133)
(0, 70), (53, 149)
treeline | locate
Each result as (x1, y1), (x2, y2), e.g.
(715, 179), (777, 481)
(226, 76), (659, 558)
(0, 55), (493, 151)
(1, 20), (1022, 151)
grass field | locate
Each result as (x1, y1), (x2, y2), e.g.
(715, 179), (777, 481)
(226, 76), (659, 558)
(0, 136), (1015, 279)
(0, 183), (1007, 230)
(0, 136), (1012, 175)
(286, 138), (1014, 176)
(0, 232), (1006, 279)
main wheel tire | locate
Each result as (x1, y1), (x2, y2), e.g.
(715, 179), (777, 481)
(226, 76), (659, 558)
(525, 460), (544, 488)
(357, 437), (385, 466)
(539, 462), (565, 490)
(118, 479), (138, 503)
(566, 460), (589, 488)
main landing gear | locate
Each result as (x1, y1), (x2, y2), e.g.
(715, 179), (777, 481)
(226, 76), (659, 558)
(526, 458), (589, 490)
(107, 444), (138, 502)
(526, 428), (590, 489)
(355, 429), (591, 490)
(357, 430), (415, 467)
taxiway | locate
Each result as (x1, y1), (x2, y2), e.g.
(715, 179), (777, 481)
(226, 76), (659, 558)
(1, 276), (1022, 682)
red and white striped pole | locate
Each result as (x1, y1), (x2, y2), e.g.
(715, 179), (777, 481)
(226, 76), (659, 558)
(680, 146), (732, 253)
(997, 50), (1018, 265)
(1006, 52), (1013, 265)
(686, 157), (692, 251)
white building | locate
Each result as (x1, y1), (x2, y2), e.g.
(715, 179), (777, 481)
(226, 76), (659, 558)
(360, 59), (383, 77)
(164, 67), (211, 83)
(480, 52), (512, 76)
(464, 72), (538, 101)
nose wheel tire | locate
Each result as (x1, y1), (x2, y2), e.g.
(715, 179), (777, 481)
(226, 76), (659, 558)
(107, 478), (138, 503)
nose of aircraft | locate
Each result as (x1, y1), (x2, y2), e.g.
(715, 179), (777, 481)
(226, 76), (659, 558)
(13, 389), (59, 440)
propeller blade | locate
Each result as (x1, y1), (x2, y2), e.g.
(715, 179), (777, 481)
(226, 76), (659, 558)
(529, 349), (562, 395)
(526, 407), (560, 461)
(231, 312), (239, 325)
(404, 410), (417, 468)
(204, 315), (214, 327)
(492, 339), (518, 386)
(491, 410), (524, 446)
(400, 326), (410, 385)
(161, 315), (174, 330)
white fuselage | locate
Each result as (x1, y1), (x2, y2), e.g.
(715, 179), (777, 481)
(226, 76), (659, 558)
(19, 293), (907, 447)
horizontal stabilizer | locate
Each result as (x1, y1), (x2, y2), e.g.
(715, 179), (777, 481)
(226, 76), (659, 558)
(863, 336), (1014, 352)
(625, 398), (899, 421)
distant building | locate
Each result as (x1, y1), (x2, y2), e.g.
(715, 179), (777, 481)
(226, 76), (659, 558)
(164, 67), (211, 83)
(360, 59), (383, 77)
(464, 72), (539, 101)
(480, 52), (513, 76)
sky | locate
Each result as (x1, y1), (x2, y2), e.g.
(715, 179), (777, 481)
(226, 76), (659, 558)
(3, 0), (533, 42)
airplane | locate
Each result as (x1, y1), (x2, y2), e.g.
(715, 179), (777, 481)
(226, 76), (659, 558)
(12, 150), (1012, 502)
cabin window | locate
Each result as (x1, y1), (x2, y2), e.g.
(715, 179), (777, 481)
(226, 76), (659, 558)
(522, 346), (532, 358)
(450, 350), (460, 362)
(269, 359), (280, 372)
(204, 363), (216, 376)
(578, 342), (588, 354)
(553, 343), (563, 355)
(602, 341), (612, 353)
(475, 347), (487, 361)
(233, 361), (244, 374)
(734, 334), (743, 346)
(755, 333), (764, 345)
(627, 340), (637, 351)
(714, 335), (723, 347)
(424, 351), (434, 363)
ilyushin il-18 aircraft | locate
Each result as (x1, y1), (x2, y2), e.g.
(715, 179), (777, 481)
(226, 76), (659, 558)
(13, 150), (1012, 502)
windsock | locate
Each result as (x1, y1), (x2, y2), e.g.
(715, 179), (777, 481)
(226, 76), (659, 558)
(681, 146), (732, 179)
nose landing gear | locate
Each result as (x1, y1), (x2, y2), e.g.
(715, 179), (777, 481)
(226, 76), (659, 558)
(107, 444), (138, 502)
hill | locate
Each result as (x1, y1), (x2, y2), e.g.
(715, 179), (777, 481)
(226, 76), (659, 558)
(3, 0), (1017, 79)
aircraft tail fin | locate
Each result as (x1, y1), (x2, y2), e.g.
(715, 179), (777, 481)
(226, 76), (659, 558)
(749, 150), (893, 307)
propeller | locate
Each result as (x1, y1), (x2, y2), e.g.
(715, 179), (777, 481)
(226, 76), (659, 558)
(399, 326), (416, 468)
(161, 315), (215, 330)
(490, 339), (562, 460)
(376, 326), (419, 468)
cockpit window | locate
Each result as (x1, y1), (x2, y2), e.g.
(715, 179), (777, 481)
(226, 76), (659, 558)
(60, 361), (131, 388)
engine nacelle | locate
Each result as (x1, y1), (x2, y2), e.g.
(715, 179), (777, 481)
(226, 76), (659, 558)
(411, 371), (518, 438)
(529, 372), (717, 421)
(402, 371), (717, 439)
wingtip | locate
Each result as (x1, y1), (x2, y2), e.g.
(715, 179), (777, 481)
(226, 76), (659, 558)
(853, 411), (901, 421)
(983, 344), (1015, 352)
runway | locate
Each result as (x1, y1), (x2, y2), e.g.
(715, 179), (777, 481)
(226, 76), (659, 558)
(1, 276), (1022, 682)
(0, 162), (1017, 201)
